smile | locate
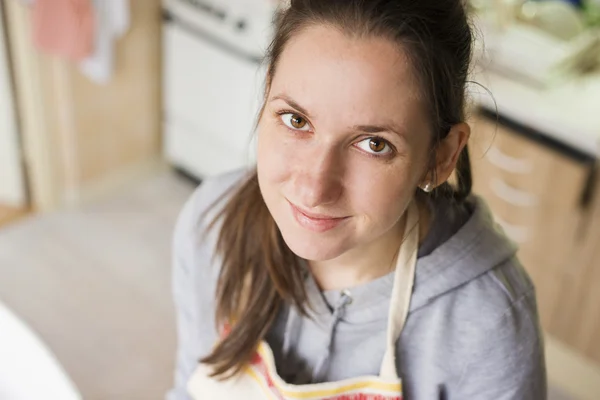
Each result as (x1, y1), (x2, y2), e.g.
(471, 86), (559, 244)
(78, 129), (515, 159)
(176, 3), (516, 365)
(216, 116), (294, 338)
(287, 200), (349, 233)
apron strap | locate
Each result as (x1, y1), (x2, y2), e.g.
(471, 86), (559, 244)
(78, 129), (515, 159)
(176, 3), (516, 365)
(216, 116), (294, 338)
(379, 201), (419, 379)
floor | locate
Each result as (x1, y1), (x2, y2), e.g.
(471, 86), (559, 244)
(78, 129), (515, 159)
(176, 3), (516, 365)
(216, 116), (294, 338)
(0, 170), (581, 399)
(0, 170), (195, 399)
(0, 204), (28, 228)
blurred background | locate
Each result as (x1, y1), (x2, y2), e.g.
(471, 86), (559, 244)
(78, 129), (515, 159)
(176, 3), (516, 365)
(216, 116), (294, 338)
(0, 0), (599, 399)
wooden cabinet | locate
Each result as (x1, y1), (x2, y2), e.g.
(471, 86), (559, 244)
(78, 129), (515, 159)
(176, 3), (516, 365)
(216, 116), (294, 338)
(469, 111), (600, 364)
(550, 170), (600, 363)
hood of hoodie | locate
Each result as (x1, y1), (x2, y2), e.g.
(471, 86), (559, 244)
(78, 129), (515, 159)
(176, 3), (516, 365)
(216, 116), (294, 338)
(409, 195), (519, 311)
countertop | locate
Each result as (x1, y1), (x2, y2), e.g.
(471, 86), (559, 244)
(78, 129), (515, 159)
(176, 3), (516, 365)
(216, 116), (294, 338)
(472, 69), (600, 159)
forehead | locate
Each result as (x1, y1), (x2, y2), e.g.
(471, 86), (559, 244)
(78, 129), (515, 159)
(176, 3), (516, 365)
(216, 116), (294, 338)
(270, 25), (425, 125)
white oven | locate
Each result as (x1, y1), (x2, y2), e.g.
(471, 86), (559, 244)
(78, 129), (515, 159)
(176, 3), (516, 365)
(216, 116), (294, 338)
(162, 0), (275, 179)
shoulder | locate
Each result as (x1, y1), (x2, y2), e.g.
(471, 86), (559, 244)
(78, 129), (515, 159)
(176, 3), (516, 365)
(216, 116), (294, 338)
(462, 258), (542, 365)
(466, 257), (538, 325)
(411, 255), (541, 347)
(171, 168), (252, 305)
(400, 258), (546, 398)
(446, 258), (545, 395)
(438, 237), (541, 357)
(454, 260), (546, 397)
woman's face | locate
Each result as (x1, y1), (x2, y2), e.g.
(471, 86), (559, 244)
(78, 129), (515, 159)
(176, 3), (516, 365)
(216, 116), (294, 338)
(257, 25), (432, 262)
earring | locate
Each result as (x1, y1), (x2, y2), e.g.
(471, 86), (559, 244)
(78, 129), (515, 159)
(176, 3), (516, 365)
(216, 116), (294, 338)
(422, 182), (434, 193)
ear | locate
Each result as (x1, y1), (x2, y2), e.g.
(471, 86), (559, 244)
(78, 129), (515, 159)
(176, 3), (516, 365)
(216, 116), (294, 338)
(420, 122), (470, 190)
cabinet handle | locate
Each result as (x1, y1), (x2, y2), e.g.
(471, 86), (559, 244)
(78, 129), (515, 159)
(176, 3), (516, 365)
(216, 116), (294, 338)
(494, 214), (531, 244)
(490, 178), (539, 207)
(486, 146), (533, 174)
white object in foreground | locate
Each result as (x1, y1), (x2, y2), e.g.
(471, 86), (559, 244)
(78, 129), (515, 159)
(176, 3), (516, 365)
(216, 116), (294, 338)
(0, 302), (81, 400)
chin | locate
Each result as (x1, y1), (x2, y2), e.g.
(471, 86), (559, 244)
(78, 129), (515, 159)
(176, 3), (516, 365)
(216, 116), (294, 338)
(277, 222), (351, 261)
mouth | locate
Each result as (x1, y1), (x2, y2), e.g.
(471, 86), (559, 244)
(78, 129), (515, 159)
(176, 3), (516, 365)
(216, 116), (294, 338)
(287, 200), (349, 233)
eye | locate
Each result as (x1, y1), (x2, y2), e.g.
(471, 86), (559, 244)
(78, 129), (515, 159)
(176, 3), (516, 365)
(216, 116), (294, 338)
(355, 137), (392, 155)
(280, 113), (310, 131)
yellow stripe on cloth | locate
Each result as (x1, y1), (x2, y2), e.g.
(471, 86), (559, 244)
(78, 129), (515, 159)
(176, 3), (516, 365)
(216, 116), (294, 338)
(243, 343), (402, 399)
(245, 365), (278, 400)
(276, 380), (402, 399)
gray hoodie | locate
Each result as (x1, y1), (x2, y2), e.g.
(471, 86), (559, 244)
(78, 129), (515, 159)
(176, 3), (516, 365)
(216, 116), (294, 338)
(168, 169), (546, 400)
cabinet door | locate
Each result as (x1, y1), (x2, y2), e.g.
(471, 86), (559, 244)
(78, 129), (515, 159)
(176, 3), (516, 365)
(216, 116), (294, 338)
(469, 114), (589, 331)
(550, 170), (600, 365)
(0, 5), (26, 207)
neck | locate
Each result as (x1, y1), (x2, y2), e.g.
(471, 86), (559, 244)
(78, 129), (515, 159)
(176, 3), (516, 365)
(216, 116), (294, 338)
(309, 199), (431, 291)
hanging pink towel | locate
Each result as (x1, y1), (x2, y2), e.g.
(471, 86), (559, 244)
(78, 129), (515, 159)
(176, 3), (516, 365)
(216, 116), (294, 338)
(31, 0), (95, 61)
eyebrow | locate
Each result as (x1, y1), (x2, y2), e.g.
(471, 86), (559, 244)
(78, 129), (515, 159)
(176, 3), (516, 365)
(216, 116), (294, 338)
(270, 94), (406, 139)
(352, 123), (405, 137)
(270, 95), (313, 119)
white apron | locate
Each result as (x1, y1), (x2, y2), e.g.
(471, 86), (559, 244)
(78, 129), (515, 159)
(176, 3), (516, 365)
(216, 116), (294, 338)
(188, 202), (420, 400)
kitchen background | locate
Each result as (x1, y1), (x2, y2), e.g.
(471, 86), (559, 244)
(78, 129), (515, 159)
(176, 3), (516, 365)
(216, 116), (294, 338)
(0, 0), (599, 398)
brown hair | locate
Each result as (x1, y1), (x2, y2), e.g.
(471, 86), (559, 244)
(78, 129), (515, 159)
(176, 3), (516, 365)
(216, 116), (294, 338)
(201, 0), (474, 377)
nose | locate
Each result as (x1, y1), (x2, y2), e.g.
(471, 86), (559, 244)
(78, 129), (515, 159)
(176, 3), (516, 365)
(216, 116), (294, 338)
(292, 145), (343, 209)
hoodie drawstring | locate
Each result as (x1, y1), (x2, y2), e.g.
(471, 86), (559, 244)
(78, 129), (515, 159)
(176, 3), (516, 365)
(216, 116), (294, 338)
(281, 289), (354, 384)
(311, 289), (353, 383)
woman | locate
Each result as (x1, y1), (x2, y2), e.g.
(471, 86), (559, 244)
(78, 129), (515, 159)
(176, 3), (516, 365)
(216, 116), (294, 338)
(168, 1), (546, 399)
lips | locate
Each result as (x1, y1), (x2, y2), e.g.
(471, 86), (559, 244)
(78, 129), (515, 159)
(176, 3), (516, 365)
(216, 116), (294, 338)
(287, 200), (349, 233)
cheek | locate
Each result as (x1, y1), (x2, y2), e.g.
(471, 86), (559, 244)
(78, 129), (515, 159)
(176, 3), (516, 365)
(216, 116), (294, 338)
(256, 122), (297, 190)
(347, 159), (418, 224)
(257, 124), (281, 175)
